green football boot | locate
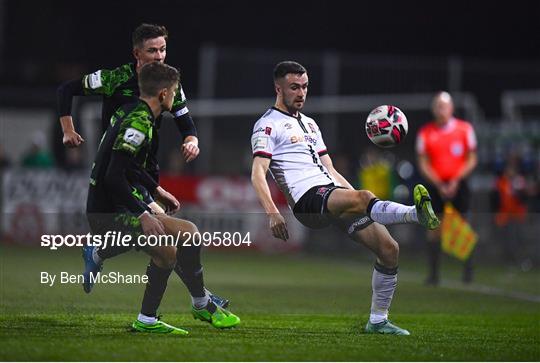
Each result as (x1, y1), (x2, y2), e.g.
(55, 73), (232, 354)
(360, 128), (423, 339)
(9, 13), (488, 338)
(192, 303), (241, 329)
(131, 319), (189, 336)
(365, 320), (410, 335)
(413, 184), (440, 230)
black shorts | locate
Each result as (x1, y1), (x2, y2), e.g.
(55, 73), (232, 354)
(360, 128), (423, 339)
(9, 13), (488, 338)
(86, 185), (147, 250)
(293, 184), (374, 235)
(425, 181), (470, 215)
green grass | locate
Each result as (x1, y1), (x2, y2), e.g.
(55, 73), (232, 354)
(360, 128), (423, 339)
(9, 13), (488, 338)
(1, 245), (539, 361)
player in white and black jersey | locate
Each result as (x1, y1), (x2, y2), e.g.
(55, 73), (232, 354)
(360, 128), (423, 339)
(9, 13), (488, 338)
(251, 61), (440, 335)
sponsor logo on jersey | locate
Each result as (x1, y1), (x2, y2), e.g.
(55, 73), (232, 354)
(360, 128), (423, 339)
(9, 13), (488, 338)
(284, 122), (292, 129)
(123, 128), (146, 147)
(290, 134), (318, 145)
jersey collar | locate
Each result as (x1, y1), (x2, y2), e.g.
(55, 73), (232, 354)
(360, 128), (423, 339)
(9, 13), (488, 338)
(271, 106), (301, 120)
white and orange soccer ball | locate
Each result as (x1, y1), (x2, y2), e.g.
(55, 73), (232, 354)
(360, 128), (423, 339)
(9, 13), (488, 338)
(365, 105), (408, 148)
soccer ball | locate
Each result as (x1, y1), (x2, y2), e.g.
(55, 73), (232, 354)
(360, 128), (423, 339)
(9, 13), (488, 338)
(365, 105), (408, 148)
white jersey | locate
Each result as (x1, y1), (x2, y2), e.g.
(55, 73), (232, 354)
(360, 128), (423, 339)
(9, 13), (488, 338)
(251, 107), (336, 207)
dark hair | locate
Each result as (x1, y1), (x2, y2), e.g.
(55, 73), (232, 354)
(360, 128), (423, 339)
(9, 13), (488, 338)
(273, 61), (307, 81)
(132, 23), (168, 48)
(138, 62), (179, 97)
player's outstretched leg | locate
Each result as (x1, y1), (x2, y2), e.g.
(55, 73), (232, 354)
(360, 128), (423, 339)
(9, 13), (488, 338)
(328, 187), (439, 229)
(82, 245), (103, 293)
(413, 184), (440, 230)
(157, 215), (239, 327)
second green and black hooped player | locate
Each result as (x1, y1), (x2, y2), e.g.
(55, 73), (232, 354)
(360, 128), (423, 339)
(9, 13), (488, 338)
(86, 62), (240, 334)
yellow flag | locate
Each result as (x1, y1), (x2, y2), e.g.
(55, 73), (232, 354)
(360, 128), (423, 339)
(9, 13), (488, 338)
(441, 202), (478, 261)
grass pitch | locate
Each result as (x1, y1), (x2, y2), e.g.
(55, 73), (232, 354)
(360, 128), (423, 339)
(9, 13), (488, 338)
(1, 245), (539, 361)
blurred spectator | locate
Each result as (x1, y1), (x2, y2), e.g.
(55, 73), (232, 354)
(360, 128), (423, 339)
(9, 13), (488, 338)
(416, 91), (478, 285)
(493, 152), (528, 264)
(0, 145), (12, 170)
(357, 146), (395, 200)
(21, 132), (54, 168)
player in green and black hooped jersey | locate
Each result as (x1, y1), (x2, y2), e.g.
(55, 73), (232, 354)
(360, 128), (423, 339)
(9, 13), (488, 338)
(57, 23), (199, 187)
(85, 62), (240, 334)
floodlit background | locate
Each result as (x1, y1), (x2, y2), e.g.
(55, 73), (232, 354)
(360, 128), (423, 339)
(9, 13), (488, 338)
(0, 1), (539, 361)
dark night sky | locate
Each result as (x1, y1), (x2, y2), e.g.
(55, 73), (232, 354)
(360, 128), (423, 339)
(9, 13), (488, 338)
(3, 0), (539, 87)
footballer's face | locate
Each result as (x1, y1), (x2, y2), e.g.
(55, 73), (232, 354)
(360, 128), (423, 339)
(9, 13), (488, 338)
(276, 73), (308, 114)
(133, 36), (167, 69)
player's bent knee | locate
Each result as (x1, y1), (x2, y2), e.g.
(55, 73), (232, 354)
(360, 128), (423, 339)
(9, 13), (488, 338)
(352, 190), (376, 214)
(153, 246), (177, 269)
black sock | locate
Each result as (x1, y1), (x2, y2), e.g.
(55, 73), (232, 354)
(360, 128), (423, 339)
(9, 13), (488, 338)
(174, 244), (206, 298)
(140, 260), (173, 317)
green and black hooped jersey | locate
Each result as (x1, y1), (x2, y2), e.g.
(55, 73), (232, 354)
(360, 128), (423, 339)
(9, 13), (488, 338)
(81, 62), (189, 184)
(87, 100), (156, 215)
(82, 63), (188, 133)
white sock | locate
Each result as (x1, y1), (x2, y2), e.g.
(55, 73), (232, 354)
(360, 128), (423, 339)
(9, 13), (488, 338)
(192, 292), (211, 309)
(137, 313), (157, 324)
(92, 247), (102, 264)
(369, 200), (418, 225)
(369, 267), (397, 324)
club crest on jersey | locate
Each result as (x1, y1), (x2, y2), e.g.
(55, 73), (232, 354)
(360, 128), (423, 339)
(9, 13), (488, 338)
(316, 187), (329, 196)
(307, 122), (316, 133)
(265, 127), (272, 135)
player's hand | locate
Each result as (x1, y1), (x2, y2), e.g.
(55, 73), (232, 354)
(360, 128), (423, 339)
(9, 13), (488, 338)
(139, 211), (166, 236)
(155, 186), (180, 214)
(269, 213), (289, 241)
(181, 141), (199, 163)
(63, 130), (85, 147)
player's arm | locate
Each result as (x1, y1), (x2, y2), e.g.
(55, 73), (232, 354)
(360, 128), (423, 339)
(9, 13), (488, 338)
(456, 151), (478, 181)
(57, 65), (131, 147)
(319, 154), (354, 189)
(57, 79), (86, 147)
(415, 130), (443, 188)
(135, 167), (180, 213)
(172, 85), (200, 162)
(455, 124), (478, 181)
(416, 153), (443, 187)
(251, 156), (289, 241)
(105, 152), (165, 235)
